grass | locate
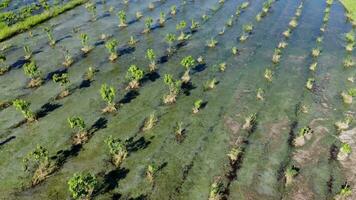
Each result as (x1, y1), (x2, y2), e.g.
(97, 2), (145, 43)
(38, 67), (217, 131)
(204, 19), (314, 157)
(0, 0), (88, 42)
(341, 0), (356, 21)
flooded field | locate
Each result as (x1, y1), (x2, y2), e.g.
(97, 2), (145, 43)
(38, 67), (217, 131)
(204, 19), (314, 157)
(0, 0), (356, 199)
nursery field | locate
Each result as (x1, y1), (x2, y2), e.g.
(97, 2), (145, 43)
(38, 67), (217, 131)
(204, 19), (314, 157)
(0, 0), (356, 199)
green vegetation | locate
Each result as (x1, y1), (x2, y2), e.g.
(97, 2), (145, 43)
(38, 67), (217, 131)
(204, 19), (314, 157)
(105, 39), (119, 61)
(0, 0), (88, 41)
(68, 172), (98, 200)
(105, 135), (128, 167)
(341, 0), (356, 22)
(100, 84), (116, 113)
(126, 65), (144, 89)
(12, 99), (35, 122)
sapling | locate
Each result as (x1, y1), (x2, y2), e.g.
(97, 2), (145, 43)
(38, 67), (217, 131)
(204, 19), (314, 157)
(180, 56), (195, 83)
(142, 113), (158, 131)
(100, 84), (116, 113)
(335, 116), (352, 131)
(85, 2), (97, 21)
(62, 48), (74, 67)
(53, 73), (70, 98)
(165, 33), (176, 53)
(175, 122), (185, 142)
(207, 38), (218, 48)
(23, 145), (56, 186)
(146, 164), (158, 183)
(239, 33), (248, 42)
(43, 26), (56, 46)
(209, 178), (224, 200)
(204, 78), (218, 91)
(197, 56), (204, 64)
(126, 65), (144, 89)
(85, 66), (95, 81)
(343, 56), (355, 68)
(219, 62), (226, 72)
(68, 172), (98, 200)
(68, 116), (88, 145)
(128, 36), (138, 46)
(284, 166), (298, 186)
(190, 19), (199, 31)
(80, 33), (93, 53)
(294, 126), (313, 147)
(243, 23), (253, 34)
(232, 47), (238, 55)
(242, 113), (257, 131)
(117, 10), (127, 27)
(13, 99), (35, 122)
(289, 18), (298, 29)
(345, 31), (355, 44)
(163, 74), (181, 104)
(143, 17), (153, 33)
(311, 48), (320, 58)
(159, 12), (166, 26)
(136, 11), (143, 19)
(272, 48), (281, 64)
(227, 147), (241, 163)
(335, 184), (352, 199)
(264, 68), (273, 82)
(105, 39), (119, 61)
(24, 60), (43, 88)
(341, 92), (352, 104)
(257, 88), (264, 100)
(23, 45), (32, 60)
(278, 41), (287, 49)
(345, 43), (354, 52)
(283, 29), (291, 38)
(192, 99), (203, 114)
(170, 5), (177, 15)
(309, 62), (317, 71)
(148, 2), (155, 10)
(226, 15), (233, 27)
(146, 48), (157, 72)
(306, 78), (314, 90)
(316, 36), (323, 44)
(105, 135), (128, 167)
(337, 143), (352, 161)
(176, 20), (187, 41)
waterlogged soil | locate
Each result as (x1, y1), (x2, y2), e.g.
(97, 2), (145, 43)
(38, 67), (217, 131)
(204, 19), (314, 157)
(0, 0), (354, 199)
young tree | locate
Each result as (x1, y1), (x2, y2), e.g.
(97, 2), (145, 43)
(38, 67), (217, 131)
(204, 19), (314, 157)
(176, 20), (187, 41)
(105, 39), (119, 61)
(146, 164), (158, 183)
(23, 45), (32, 60)
(192, 99), (203, 114)
(159, 12), (166, 26)
(80, 33), (93, 53)
(207, 38), (218, 48)
(146, 48), (157, 72)
(170, 5), (177, 15)
(43, 26), (56, 47)
(85, 2), (97, 21)
(13, 99), (35, 122)
(62, 48), (74, 67)
(142, 113), (158, 131)
(165, 33), (176, 53)
(180, 55), (195, 83)
(23, 145), (56, 186)
(126, 65), (144, 89)
(163, 74), (181, 104)
(117, 10), (127, 27)
(68, 116), (88, 145)
(24, 60), (43, 88)
(68, 172), (98, 200)
(53, 73), (70, 98)
(0, 54), (9, 75)
(105, 135), (128, 167)
(143, 17), (153, 33)
(190, 19), (199, 31)
(285, 166), (298, 186)
(100, 84), (116, 113)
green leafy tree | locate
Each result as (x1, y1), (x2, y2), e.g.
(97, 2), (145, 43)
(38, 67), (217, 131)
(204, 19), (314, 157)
(176, 20), (187, 40)
(117, 10), (127, 27)
(13, 99), (35, 122)
(143, 17), (153, 33)
(163, 74), (181, 104)
(126, 65), (144, 89)
(105, 39), (119, 61)
(146, 48), (157, 71)
(100, 84), (116, 112)
(105, 135), (128, 167)
(68, 172), (98, 200)
(43, 26), (55, 46)
(165, 33), (176, 53)
(80, 33), (92, 53)
(180, 56), (195, 83)
(53, 73), (70, 98)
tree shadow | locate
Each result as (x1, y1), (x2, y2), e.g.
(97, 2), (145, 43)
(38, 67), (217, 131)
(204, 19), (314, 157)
(0, 136), (16, 146)
(99, 168), (129, 194)
(88, 117), (108, 135)
(181, 82), (196, 96)
(79, 79), (92, 88)
(119, 90), (140, 104)
(45, 68), (68, 81)
(126, 136), (151, 154)
(142, 71), (160, 83)
(118, 46), (135, 56)
(10, 59), (28, 70)
(37, 102), (62, 119)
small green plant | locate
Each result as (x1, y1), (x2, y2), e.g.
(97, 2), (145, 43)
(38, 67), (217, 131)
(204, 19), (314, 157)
(257, 88), (264, 100)
(85, 2), (97, 21)
(170, 5), (177, 15)
(176, 20), (187, 40)
(289, 18), (298, 29)
(85, 66), (95, 81)
(159, 12), (166, 26)
(192, 99), (203, 114)
(136, 11), (143, 19)
(80, 33), (92, 53)
(53, 73), (70, 98)
(272, 48), (282, 64)
(148, 2), (155, 10)
(126, 65), (144, 89)
(311, 48), (320, 58)
(68, 172), (98, 200)
(306, 78), (314, 90)
(309, 62), (317, 71)
(283, 29), (291, 38)
(174, 121), (185, 142)
(117, 10), (127, 27)
(243, 23), (254, 33)
(105, 39), (119, 61)
(207, 38), (218, 48)
(23, 45), (32, 60)
(209, 178), (224, 200)
(232, 47), (238, 55)
(105, 135), (128, 167)
(68, 116), (87, 144)
(62, 48), (74, 67)
(13, 99), (35, 122)
(335, 184), (352, 199)
(345, 31), (355, 44)
(338, 143), (352, 161)
(242, 113), (257, 131)
(143, 17), (153, 33)
(204, 78), (218, 91)
(335, 115), (352, 132)
(285, 166), (298, 186)
(264, 68), (273, 82)
(100, 84), (116, 113)
(239, 33), (248, 42)
(146, 48), (157, 72)
(23, 145), (56, 186)
(180, 56), (195, 83)
(163, 74), (181, 104)
(146, 164), (158, 183)
(0, 54), (9, 75)
(142, 112), (158, 131)
(165, 33), (176, 53)
(343, 56), (355, 68)
(128, 36), (138, 46)
(24, 60), (43, 87)
(190, 19), (199, 31)
(227, 147), (242, 163)
(43, 26), (56, 46)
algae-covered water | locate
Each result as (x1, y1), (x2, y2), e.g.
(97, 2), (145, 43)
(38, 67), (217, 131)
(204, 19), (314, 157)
(0, 0), (355, 199)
